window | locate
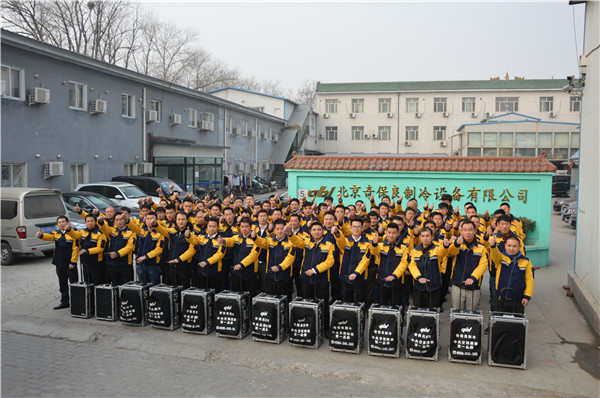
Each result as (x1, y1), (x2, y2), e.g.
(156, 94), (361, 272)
(499, 132), (513, 147)
(570, 133), (579, 147)
(188, 109), (198, 128)
(70, 164), (89, 191)
(538, 132), (552, 146)
(499, 148), (513, 157)
(554, 133), (569, 146)
(483, 132), (497, 147)
(69, 82), (86, 110)
(433, 98), (447, 113)
(433, 126), (446, 141)
(226, 117), (232, 133)
(325, 126), (337, 141)
(405, 126), (419, 141)
(352, 126), (364, 141)
(241, 120), (248, 136)
(554, 148), (569, 159)
(539, 96), (554, 112)
(149, 100), (162, 122)
(570, 96), (581, 112)
(515, 148), (536, 157)
(467, 148), (482, 156)
(462, 97), (475, 112)
(378, 126), (391, 141)
(325, 99), (338, 113)
(378, 98), (391, 113)
(204, 112), (215, 124)
(1, 64), (23, 100)
(24, 195), (65, 219)
(123, 163), (138, 176)
(1, 200), (17, 219)
(406, 98), (419, 113)
(467, 132), (481, 146)
(121, 94), (135, 118)
(1, 163), (26, 187)
(539, 148), (553, 157)
(351, 99), (364, 113)
(483, 148), (498, 157)
(495, 97), (519, 112)
(515, 132), (535, 146)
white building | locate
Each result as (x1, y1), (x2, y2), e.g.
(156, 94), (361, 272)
(307, 77), (580, 164)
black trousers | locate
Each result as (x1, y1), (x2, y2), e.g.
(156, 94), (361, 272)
(341, 281), (366, 303)
(266, 278), (292, 303)
(82, 262), (105, 285)
(107, 265), (133, 286)
(220, 258), (234, 291)
(365, 265), (377, 309)
(412, 289), (441, 310)
(292, 266), (303, 298)
(300, 280), (330, 331)
(378, 285), (404, 307)
(493, 295), (525, 314)
(232, 273), (258, 298)
(56, 265), (78, 304)
(197, 273), (222, 293)
(168, 262), (192, 289)
(257, 261), (267, 293)
(330, 265), (342, 301)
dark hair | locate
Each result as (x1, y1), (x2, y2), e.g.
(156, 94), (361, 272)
(368, 211), (379, 218)
(505, 235), (521, 245)
(182, 197), (194, 204)
(140, 203), (152, 210)
(272, 208), (282, 214)
(355, 200), (364, 205)
(497, 214), (512, 224)
(438, 202), (449, 210)
(155, 206), (166, 213)
(165, 203), (176, 211)
(257, 209), (269, 217)
(239, 217), (252, 226)
(176, 211), (188, 219)
(290, 198), (300, 205)
(420, 227), (433, 236)
(371, 204), (380, 211)
(206, 217), (220, 226)
(240, 208), (252, 216)
(310, 221), (324, 229)
(318, 202), (328, 209)
(430, 211), (443, 219)
(335, 204), (346, 211)
(289, 213), (301, 221)
(392, 215), (404, 223)
(222, 206), (234, 214)
(302, 201), (312, 208)
(465, 205), (477, 213)
(386, 222), (399, 231)
(246, 193), (254, 198)
(350, 217), (363, 226)
(500, 202), (511, 208)
(464, 201), (474, 208)
(273, 219), (287, 227)
(84, 214), (96, 221)
(324, 196), (333, 202)
(57, 215), (69, 222)
(469, 214), (480, 220)
(323, 210), (335, 219)
(146, 211), (157, 218)
(461, 220), (475, 230)
(494, 209), (506, 216)
(423, 220), (436, 229)
(404, 207), (416, 215)
(210, 203), (221, 210)
(120, 207), (131, 214)
(379, 202), (390, 209)
(441, 194), (452, 202)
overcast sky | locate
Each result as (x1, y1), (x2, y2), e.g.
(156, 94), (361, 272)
(142, 1), (586, 91)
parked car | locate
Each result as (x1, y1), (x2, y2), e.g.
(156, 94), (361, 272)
(561, 202), (577, 222)
(553, 197), (576, 212)
(552, 174), (571, 197)
(569, 211), (577, 229)
(62, 191), (118, 214)
(254, 176), (275, 192)
(111, 176), (185, 198)
(1, 188), (82, 265)
(75, 182), (156, 210)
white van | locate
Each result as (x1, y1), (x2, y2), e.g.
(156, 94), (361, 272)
(1, 188), (68, 265)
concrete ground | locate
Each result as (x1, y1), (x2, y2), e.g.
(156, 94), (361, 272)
(1, 198), (598, 397)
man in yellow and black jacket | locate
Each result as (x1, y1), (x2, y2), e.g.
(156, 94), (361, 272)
(36, 215), (79, 310)
(155, 211), (196, 288)
(127, 212), (164, 286)
(98, 212), (136, 285)
(185, 217), (225, 292)
(371, 222), (410, 307)
(66, 213), (107, 286)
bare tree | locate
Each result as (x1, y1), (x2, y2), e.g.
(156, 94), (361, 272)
(293, 79), (317, 107)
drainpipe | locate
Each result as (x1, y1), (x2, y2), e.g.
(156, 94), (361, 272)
(396, 92), (401, 154)
(142, 87), (147, 162)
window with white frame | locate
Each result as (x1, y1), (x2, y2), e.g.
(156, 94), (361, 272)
(325, 126), (337, 141)
(406, 98), (419, 113)
(462, 97), (475, 112)
(268, 128), (272, 141)
(325, 99), (338, 113)
(123, 163), (138, 176)
(351, 99), (364, 113)
(378, 98), (391, 113)
(226, 117), (232, 133)
(539, 96), (554, 112)
(405, 126), (419, 141)
(570, 96), (581, 112)
(1, 163), (26, 187)
(433, 98), (447, 113)
(121, 94), (135, 118)
(351, 126), (364, 141)
(149, 100), (162, 122)
(204, 112), (215, 123)
(69, 82), (86, 110)
(495, 97), (519, 112)
(433, 126), (446, 141)
(241, 120), (248, 135)
(70, 163), (89, 191)
(378, 126), (391, 141)
(188, 108), (198, 127)
(1, 64), (24, 100)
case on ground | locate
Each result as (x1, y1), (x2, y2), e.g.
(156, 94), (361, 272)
(181, 287), (215, 334)
(70, 262), (95, 319)
(148, 284), (183, 330)
(488, 311), (528, 369)
(214, 290), (250, 339)
(95, 283), (119, 321)
(119, 281), (151, 326)
(328, 300), (365, 354)
(367, 304), (403, 358)
(251, 293), (288, 344)
(288, 297), (324, 349)
(405, 306), (440, 361)
(448, 308), (483, 365)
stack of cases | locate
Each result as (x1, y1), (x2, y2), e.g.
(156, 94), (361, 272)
(367, 304), (403, 358)
(70, 277), (95, 319)
(251, 293), (288, 344)
(448, 308), (484, 365)
(119, 281), (151, 326)
(148, 284), (183, 330)
(405, 306), (440, 361)
(329, 301), (365, 354)
(288, 297), (324, 349)
(181, 287), (215, 334)
(214, 290), (250, 339)
(95, 284), (119, 321)
(488, 312), (528, 369)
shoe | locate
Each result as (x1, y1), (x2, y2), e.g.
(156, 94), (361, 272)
(53, 302), (69, 310)
(484, 327), (489, 335)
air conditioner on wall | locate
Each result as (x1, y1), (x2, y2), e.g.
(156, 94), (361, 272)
(485, 112), (493, 117)
(264, 162), (270, 170)
(549, 111), (557, 118)
(415, 112), (422, 118)
(319, 134), (325, 139)
(44, 162), (63, 179)
(198, 120), (214, 131)
(442, 112), (449, 117)
(272, 134), (279, 142)
(29, 87), (50, 105)
(146, 110), (158, 123)
(90, 99), (107, 114)
(372, 133), (378, 138)
(471, 112), (478, 118)
(404, 141), (411, 146)
(232, 127), (240, 136)
(139, 162), (153, 175)
(440, 141), (448, 147)
(364, 133), (370, 139)
(323, 113), (329, 119)
(350, 113), (356, 118)
(387, 112), (394, 118)
(169, 113), (181, 126)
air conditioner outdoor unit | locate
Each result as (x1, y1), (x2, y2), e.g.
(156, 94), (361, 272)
(549, 111), (557, 118)
(387, 112), (394, 118)
(44, 162), (64, 179)
(471, 112), (478, 118)
(29, 87), (50, 105)
(247, 130), (255, 138)
(319, 134), (325, 139)
(198, 121), (214, 131)
(264, 162), (270, 171)
(232, 127), (240, 136)
(404, 141), (412, 146)
(235, 164), (244, 172)
(323, 113), (329, 119)
(372, 133), (378, 138)
(485, 112), (493, 117)
(169, 113), (181, 126)
(440, 141), (448, 147)
(146, 110), (158, 123)
(272, 134), (279, 142)
(442, 112), (449, 117)
(364, 133), (370, 140)
(350, 113), (356, 118)
(139, 162), (153, 175)
(415, 112), (422, 118)
(90, 99), (107, 114)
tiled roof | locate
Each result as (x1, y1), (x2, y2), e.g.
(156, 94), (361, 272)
(285, 154), (556, 173)
(316, 79), (568, 93)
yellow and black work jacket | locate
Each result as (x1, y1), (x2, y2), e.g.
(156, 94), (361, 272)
(128, 221), (164, 266)
(408, 242), (449, 292)
(254, 235), (296, 281)
(289, 233), (335, 285)
(67, 227), (107, 265)
(490, 245), (534, 301)
(371, 239), (410, 287)
(98, 220), (136, 267)
(335, 234), (372, 285)
(155, 224), (196, 264)
(483, 231), (525, 276)
(39, 229), (79, 266)
(187, 232), (225, 276)
(222, 234), (261, 278)
(446, 239), (489, 290)
(253, 222), (272, 263)
(289, 227), (309, 272)
(219, 221), (238, 260)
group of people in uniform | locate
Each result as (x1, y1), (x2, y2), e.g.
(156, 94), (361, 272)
(38, 188), (534, 326)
